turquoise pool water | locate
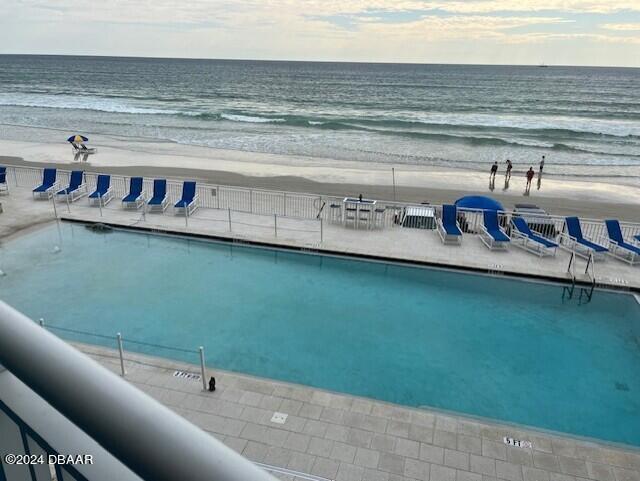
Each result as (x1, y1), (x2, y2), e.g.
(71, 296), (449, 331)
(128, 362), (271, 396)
(2, 223), (640, 446)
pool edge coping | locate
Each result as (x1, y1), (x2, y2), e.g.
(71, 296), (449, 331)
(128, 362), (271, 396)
(60, 217), (640, 295)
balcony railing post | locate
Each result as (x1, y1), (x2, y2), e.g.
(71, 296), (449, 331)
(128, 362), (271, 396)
(274, 214), (277, 238)
(320, 218), (324, 243)
(117, 332), (126, 376)
(228, 208), (232, 232)
(199, 346), (207, 391)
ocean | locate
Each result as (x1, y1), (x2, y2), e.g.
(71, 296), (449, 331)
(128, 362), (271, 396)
(1, 55), (639, 183)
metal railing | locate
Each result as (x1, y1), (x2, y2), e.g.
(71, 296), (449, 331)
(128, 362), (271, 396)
(0, 300), (277, 481)
(6, 163), (640, 242)
(37, 318), (209, 390)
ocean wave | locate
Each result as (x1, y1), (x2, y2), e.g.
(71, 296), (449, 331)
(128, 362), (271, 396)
(219, 113), (285, 123)
(0, 93), (187, 116)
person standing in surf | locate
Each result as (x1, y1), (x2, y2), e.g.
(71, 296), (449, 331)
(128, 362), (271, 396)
(490, 161), (498, 181)
(505, 159), (513, 180)
(525, 167), (535, 193)
(538, 155), (545, 190)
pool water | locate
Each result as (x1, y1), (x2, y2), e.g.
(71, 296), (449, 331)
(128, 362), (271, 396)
(2, 223), (640, 446)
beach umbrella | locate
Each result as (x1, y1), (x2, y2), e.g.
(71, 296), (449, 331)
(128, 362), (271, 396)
(455, 195), (504, 211)
(67, 135), (89, 143)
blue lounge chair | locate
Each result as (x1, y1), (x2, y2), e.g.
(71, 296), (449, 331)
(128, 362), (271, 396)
(147, 179), (169, 212)
(511, 217), (557, 257)
(122, 177), (145, 209)
(33, 168), (58, 199)
(56, 170), (87, 202)
(436, 204), (462, 245)
(479, 210), (509, 250)
(0, 166), (7, 194)
(88, 174), (113, 206)
(605, 220), (640, 265)
(174, 181), (199, 215)
(561, 217), (607, 260)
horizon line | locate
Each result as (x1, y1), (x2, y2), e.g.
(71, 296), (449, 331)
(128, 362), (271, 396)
(0, 52), (638, 70)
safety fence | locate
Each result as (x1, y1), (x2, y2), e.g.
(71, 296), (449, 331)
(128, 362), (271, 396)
(36, 318), (210, 390)
(5, 163), (640, 244)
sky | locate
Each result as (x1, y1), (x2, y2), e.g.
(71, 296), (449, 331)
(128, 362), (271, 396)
(1, 0), (640, 66)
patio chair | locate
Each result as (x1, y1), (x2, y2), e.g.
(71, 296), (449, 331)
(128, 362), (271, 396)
(33, 168), (58, 199)
(479, 210), (510, 250)
(561, 217), (608, 260)
(605, 219), (640, 265)
(122, 177), (145, 209)
(147, 179), (169, 212)
(0, 166), (8, 194)
(511, 217), (557, 257)
(88, 174), (113, 207)
(436, 204), (462, 245)
(56, 170), (87, 202)
(174, 181), (199, 216)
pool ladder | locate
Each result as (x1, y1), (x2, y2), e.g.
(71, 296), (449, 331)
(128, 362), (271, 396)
(563, 251), (596, 304)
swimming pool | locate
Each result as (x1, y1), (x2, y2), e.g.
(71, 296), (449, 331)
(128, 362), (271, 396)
(2, 222), (640, 446)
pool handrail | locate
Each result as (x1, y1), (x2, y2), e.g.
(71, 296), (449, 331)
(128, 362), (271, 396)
(0, 300), (277, 481)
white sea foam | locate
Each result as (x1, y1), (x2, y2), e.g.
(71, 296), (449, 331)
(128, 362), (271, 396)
(220, 113), (285, 124)
(406, 112), (640, 138)
(0, 93), (184, 116)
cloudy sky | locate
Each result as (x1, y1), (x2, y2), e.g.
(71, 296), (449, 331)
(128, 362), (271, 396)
(2, 0), (639, 66)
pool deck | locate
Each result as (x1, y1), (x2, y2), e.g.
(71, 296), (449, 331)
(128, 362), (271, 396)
(1, 185), (639, 291)
(3, 186), (640, 481)
(75, 342), (640, 481)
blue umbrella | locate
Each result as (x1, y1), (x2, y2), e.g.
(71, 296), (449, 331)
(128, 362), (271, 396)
(455, 195), (504, 211)
(67, 135), (89, 143)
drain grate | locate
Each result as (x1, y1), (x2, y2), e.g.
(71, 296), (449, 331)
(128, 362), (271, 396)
(173, 371), (201, 382)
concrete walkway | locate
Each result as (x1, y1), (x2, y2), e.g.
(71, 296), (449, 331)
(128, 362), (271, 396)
(76, 343), (640, 481)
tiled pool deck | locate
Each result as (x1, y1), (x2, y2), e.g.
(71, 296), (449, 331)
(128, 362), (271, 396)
(75, 342), (640, 481)
(2, 186), (640, 481)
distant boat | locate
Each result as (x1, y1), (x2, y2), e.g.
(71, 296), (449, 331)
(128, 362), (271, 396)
(538, 63), (549, 68)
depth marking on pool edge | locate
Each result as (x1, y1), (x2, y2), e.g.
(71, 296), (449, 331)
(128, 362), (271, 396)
(270, 412), (288, 424)
(173, 371), (201, 382)
(503, 436), (532, 449)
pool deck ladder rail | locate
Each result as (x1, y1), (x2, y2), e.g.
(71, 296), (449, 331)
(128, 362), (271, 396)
(563, 251), (596, 304)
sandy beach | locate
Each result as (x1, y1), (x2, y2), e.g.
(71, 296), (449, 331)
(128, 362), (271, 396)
(1, 130), (640, 221)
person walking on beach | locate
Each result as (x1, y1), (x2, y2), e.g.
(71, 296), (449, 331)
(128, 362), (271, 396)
(525, 166), (535, 193)
(488, 161), (498, 191)
(490, 161), (498, 181)
(505, 159), (513, 180)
